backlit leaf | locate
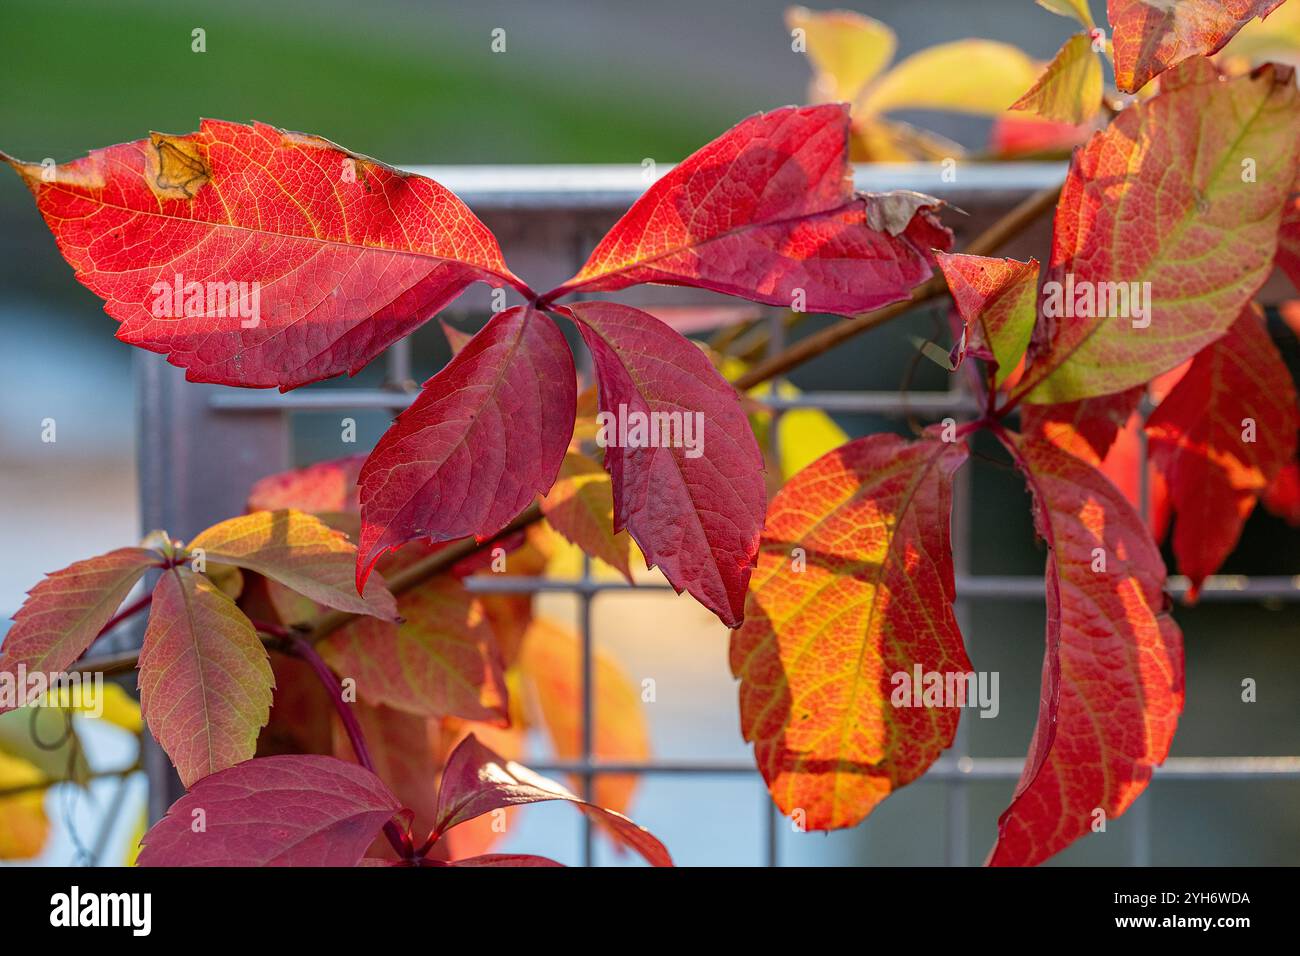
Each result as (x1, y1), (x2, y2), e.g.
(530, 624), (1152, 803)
(1023, 389), (1172, 541)
(518, 618), (650, 816)
(1019, 58), (1300, 403)
(357, 305), (575, 589)
(731, 432), (970, 830)
(988, 432), (1183, 866)
(136, 755), (402, 866)
(1263, 458), (1300, 524)
(1146, 306), (1298, 599)
(936, 252), (1039, 385)
(1011, 33), (1104, 125)
(1038, 0), (1095, 28)
(2, 121), (520, 389)
(319, 576), (509, 723)
(565, 301), (766, 627)
(0, 547), (158, 712)
(1109, 0), (1286, 92)
(786, 6), (897, 102)
(539, 452), (633, 581)
(546, 104), (950, 316)
(857, 40), (1041, 117)
(246, 455), (366, 514)
(0, 751), (48, 859)
(189, 510), (397, 621)
(430, 733), (672, 866)
(138, 568), (274, 788)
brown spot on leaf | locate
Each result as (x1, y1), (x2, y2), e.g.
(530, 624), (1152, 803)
(148, 133), (210, 200)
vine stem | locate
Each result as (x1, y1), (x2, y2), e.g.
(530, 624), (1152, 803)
(93, 593), (152, 641)
(285, 631), (414, 860)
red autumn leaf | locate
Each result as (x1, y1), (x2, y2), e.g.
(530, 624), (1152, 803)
(1263, 458), (1300, 525)
(1108, 0), (1287, 93)
(357, 305), (575, 589)
(1025, 394), (1173, 544)
(319, 576), (509, 723)
(0, 547), (159, 712)
(2, 121), (523, 389)
(988, 112), (1095, 159)
(138, 568), (275, 788)
(1146, 306), (1299, 599)
(434, 718), (528, 862)
(731, 431), (970, 830)
(429, 733), (672, 867)
(136, 755), (403, 866)
(246, 455), (367, 514)
(563, 301), (766, 627)
(1016, 58), (1300, 404)
(1275, 194), (1300, 290)
(1022, 387), (1145, 463)
(543, 104), (950, 314)
(935, 252), (1039, 384)
(988, 432), (1184, 866)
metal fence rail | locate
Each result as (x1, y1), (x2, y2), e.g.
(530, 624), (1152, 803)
(133, 164), (1300, 865)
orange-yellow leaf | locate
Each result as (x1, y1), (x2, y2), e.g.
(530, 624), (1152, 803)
(518, 618), (650, 815)
(319, 576), (508, 724)
(857, 39), (1041, 117)
(1109, 0), (1286, 93)
(731, 432), (970, 830)
(1012, 33), (1104, 125)
(539, 452), (633, 582)
(188, 510), (397, 620)
(786, 6), (896, 102)
(0, 752), (49, 859)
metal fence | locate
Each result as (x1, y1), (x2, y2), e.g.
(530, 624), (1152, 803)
(133, 163), (1300, 865)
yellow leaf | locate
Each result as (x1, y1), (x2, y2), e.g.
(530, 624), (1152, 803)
(786, 5), (897, 102)
(858, 39), (1041, 117)
(1036, 0), (1095, 29)
(0, 751), (50, 859)
(1012, 33), (1104, 124)
(769, 382), (851, 480)
(1220, 2), (1300, 65)
(852, 116), (966, 161)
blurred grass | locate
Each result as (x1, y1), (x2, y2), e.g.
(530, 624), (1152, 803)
(0, 0), (724, 165)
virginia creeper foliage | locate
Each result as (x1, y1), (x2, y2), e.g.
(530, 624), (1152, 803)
(5, 0), (1300, 867)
